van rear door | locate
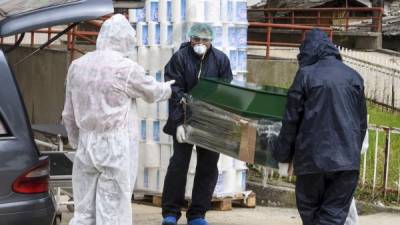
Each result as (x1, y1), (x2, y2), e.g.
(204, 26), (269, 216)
(0, 0), (113, 201)
(0, 0), (113, 37)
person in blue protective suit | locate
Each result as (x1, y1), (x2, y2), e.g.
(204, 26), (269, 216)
(161, 23), (233, 225)
(273, 28), (367, 225)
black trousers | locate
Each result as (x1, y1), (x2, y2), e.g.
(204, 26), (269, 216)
(162, 139), (220, 221)
(296, 171), (359, 225)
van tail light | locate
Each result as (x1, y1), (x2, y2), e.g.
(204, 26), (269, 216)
(12, 158), (50, 194)
(0, 116), (9, 136)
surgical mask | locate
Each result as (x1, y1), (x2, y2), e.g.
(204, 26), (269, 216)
(193, 44), (207, 56)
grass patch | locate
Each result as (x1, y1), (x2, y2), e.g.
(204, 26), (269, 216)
(357, 102), (400, 205)
(368, 103), (400, 127)
(247, 102), (400, 205)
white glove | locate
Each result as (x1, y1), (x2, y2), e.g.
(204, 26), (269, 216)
(278, 163), (289, 177)
(166, 80), (176, 86)
(361, 129), (369, 154)
(176, 125), (186, 143)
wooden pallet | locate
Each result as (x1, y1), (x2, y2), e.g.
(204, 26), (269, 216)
(132, 191), (256, 211)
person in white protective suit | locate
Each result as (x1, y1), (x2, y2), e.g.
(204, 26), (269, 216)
(62, 14), (174, 225)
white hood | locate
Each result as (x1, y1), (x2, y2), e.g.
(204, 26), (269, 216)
(96, 14), (137, 57)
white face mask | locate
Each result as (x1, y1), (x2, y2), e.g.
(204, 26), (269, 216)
(193, 44), (207, 56)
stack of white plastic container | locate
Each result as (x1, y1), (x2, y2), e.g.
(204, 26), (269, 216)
(129, 0), (249, 197)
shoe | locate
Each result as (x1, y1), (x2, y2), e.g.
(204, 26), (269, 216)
(162, 216), (177, 225)
(187, 218), (209, 225)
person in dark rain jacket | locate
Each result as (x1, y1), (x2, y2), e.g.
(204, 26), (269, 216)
(161, 23), (233, 225)
(273, 28), (367, 225)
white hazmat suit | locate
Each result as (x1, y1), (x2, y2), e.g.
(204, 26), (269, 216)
(62, 14), (173, 225)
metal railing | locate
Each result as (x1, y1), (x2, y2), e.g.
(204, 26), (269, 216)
(248, 7), (384, 32)
(248, 22), (333, 59)
(260, 124), (400, 204)
(339, 47), (400, 111)
(360, 124), (400, 201)
(0, 17), (111, 62)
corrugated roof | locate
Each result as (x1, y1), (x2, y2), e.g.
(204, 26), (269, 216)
(266, 0), (369, 8)
(383, 15), (400, 36)
(267, 0), (333, 8)
(253, 0), (400, 36)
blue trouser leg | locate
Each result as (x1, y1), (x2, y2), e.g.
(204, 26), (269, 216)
(187, 146), (219, 221)
(162, 140), (219, 221)
(296, 171), (359, 225)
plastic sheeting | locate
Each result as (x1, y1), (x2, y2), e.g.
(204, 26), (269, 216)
(345, 198), (359, 225)
(183, 97), (281, 168)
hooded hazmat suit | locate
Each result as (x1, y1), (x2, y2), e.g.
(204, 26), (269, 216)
(62, 14), (172, 225)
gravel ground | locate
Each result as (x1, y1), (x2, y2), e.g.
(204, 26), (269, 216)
(60, 203), (400, 225)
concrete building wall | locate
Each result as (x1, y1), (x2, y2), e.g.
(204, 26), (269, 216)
(5, 46), (69, 124)
(247, 58), (298, 88)
(4, 48), (299, 125)
(249, 30), (383, 50)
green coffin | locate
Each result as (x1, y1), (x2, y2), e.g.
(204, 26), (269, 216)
(189, 78), (288, 120)
(184, 78), (288, 168)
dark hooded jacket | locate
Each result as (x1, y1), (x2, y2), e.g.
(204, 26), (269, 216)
(163, 42), (233, 135)
(273, 29), (367, 175)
